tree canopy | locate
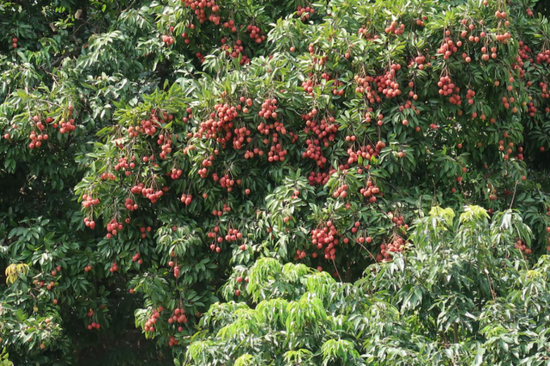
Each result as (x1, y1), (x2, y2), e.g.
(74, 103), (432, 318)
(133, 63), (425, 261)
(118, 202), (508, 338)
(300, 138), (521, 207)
(1, 0), (550, 364)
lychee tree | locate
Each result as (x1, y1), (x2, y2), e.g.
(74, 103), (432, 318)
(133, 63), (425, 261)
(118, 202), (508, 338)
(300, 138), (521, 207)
(1, 0), (550, 364)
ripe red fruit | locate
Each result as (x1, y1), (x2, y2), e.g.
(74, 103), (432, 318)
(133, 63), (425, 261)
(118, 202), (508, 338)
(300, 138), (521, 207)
(235, 290), (241, 296)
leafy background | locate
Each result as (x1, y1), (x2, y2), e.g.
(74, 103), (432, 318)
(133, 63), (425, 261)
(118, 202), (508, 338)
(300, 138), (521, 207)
(1, 0), (550, 364)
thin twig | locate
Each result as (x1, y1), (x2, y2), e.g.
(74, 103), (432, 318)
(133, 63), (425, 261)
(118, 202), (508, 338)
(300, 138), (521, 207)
(331, 258), (342, 282)
(354, 240), (376, 260)
(509, 180), (519, 210)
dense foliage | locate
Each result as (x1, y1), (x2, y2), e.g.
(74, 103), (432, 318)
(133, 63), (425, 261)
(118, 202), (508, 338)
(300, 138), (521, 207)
(187, 206), (548, 365)
(1, 0), (550, 364)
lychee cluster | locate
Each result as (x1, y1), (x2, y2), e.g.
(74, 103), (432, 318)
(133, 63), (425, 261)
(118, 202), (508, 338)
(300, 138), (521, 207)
(385, 21), (405, 35)
(144, 307), (163, 333)
(536, 50), (550, 64)
(437, 36), (458, 59)
(168, 308), (188, 326)
(109, 262), (119, 273)
(232, 126), (252, 150)
(170, 168), (183, 179)
(212, 203), (231, 217)
(198, 103), (238, 145)
(360, 179), (381, 203)
(125, 198), (138, 211)
(514, 239), (531, 254)
(157, 134), (173, 160)
(180, 193), (193, 205)
(220, 39), (249, 64)
(346, 143), (383, 165)
(82, 194), (99, 208)
(162, 35), (175, 45)
(378, 235), (405, 261)
(106, 219), (123, 238)
(438, 75), (462, 105)
(222, 19), (237, 33)
(132, 252), (143, 264)
(375, 64), (402, 99)
(354, 75), (381, 104)
(308, 170), (334, 186)
(332, 184), (348, 199)
(302, 111), (338, 168)
(100, 172), (116, 181)
(246, 24), (265, 43)
(297, 5), (315, 21)
(83, 217), (96, 229)
(212, 173), (240, 192)
(198, 157), (213, 178)
(182, 0), (220, 24)
(311, 221), (339, 260)
(258, 98), (278, 119)
(130, 183), (164, 204)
